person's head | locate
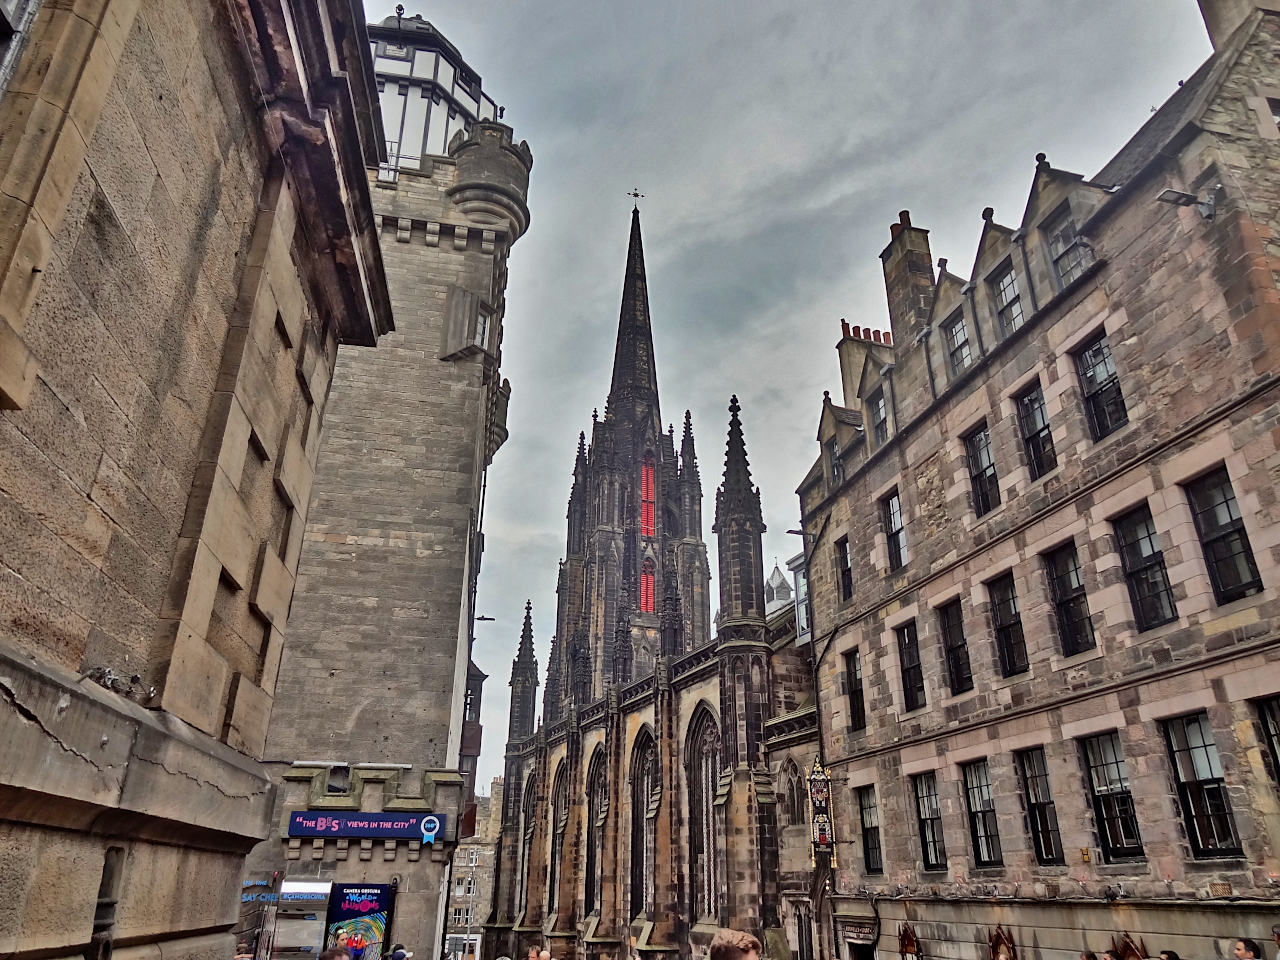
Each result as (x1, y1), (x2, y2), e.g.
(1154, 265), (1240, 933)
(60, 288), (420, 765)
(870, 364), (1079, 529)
(1159, 951), (1181, 960)
(1082, 952), (1097, 960)
(1103, 951), (1119, 960)
(709, 928), (763, 960)
(1272, 926), (1280, 946)
(539, 950), (551, 960)
(1236, 940), (1263, 960)
(336, 930), (350, 944)
(320, 950), (351, 960)
(390, 948), (413, 960)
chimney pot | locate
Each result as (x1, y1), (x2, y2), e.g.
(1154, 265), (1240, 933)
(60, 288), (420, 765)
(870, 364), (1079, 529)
(872, 330), (882, 343)
(841, 319), (851, 338)
(899, 210), (912, 227)
(889, 222), (902, 239)
(885, 331), (893, 346)
(852, 325), (861, 339)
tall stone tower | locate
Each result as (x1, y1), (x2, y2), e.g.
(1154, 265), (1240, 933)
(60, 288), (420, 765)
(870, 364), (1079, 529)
(250, 14), (532, 952)
(714, 397), (780, 932)
(543, 209), (713, 724)
(509, 601), (540, 743)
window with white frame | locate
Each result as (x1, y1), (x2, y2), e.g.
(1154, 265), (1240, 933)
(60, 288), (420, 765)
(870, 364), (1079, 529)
(990, 262), (1024, 335)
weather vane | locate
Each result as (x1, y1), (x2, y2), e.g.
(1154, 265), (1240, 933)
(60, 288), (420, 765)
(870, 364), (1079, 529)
(627, 187), (645, 209)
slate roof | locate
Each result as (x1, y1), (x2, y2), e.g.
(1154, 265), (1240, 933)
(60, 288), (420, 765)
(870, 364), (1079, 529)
(1093, 23), (1249, 189)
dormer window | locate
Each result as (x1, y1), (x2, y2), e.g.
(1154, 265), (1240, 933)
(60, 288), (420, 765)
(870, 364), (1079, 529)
(1045, 208), (1090, 287)
(943, 311), (972, 375)
(827, 437), (844, 486)
(869, 389), (888, 446)
(990, 263), (1024, 335)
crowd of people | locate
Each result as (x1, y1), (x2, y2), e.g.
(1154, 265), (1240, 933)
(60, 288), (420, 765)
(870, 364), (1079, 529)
(236, 923), (1276, 960)
(1081, 929), (1280, 960)
(317, 940), (413, 960)
(518, 928), (762, 960)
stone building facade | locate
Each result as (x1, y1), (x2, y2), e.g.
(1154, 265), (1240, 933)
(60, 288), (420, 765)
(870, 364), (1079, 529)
(485, 212), (820, 960)
(246, 14), (533, 955)
(0, 0), (392, 955)
(448, 779), (507, 960)
(795, 4), (1280, 960)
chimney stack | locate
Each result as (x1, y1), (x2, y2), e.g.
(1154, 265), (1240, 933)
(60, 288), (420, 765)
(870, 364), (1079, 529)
(879, 209), (935, 350)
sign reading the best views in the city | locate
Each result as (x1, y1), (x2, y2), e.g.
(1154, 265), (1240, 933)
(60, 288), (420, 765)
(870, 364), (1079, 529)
(287, 811), (445, 844)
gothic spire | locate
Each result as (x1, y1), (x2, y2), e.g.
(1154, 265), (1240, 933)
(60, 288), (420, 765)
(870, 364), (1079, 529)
(508, 600), (539, 741)
(714, 395), (763, 531)
(575, 431), (588, 473)
(516, 599), (536, 666)
(680, 409), (699, 482)
(606, 208), (659, 414)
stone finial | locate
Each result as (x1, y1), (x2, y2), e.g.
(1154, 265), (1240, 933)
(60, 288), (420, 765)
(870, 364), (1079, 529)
(982, 206), (994, 222)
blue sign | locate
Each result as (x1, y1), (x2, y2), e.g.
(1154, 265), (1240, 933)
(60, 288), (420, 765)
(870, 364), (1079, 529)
(288, 811), (445, 843)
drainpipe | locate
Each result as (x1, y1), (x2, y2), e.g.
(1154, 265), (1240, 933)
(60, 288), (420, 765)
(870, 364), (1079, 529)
(1012, 228), (1040, 314)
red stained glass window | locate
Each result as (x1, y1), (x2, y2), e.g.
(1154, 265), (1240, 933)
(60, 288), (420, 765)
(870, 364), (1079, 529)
(640, 559), (655, 613)
(641, 456), (656, 537)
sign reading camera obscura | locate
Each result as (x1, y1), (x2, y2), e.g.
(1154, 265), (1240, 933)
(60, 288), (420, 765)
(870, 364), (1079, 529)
(287, 811), (445, 844)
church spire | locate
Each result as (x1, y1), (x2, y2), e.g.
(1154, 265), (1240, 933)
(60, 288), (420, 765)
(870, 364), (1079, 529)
(680, 409), (699, 482)
(714, 396), (763, 531)
(508, 600), (539, 741)
(714, 396), (767, 625)
(606, 208), (659, 414)
(517, 600), (536, 664)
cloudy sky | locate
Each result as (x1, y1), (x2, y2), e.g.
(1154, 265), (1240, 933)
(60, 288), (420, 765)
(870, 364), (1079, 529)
(367, 0), (1211, 790)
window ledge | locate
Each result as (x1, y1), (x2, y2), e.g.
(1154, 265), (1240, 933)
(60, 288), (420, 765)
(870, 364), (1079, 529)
(1049, 645), (1103, 671)
(990, 670), (1032, 692)
(1092, 859), (1148, 874)
(897, 706), (930, 721)
(1183, 855), (1247, 869)
(1026, 465), (1062, 488)
(941, 688), (979, 707)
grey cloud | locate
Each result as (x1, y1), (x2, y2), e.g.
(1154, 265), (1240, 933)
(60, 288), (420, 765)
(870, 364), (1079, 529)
(368, 0), (1211, 790)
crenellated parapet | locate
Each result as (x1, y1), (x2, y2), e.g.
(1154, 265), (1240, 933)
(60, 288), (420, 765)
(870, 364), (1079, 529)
(447, 121), (533, 239)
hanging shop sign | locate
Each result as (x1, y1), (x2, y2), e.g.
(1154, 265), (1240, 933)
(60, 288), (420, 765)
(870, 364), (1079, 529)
(287, 811), (445, 843)
(808, 758), (835, 858)
(325, 884), (396, 960)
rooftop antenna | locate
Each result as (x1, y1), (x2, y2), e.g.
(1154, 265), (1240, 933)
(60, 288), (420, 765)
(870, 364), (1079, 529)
(395, 4), (404, 34)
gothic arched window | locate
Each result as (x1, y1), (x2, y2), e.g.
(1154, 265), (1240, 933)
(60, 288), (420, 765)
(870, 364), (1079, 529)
(630, 732), (658, 919)
(584, 751), (608, 915)
(641, 454), (656, 537)
(687, 709), (722, 920)
(516, 775), (537, 916)
(784, 763), (807, 826)
(548, 766), (569, 910)
(640, 558), (656, 613)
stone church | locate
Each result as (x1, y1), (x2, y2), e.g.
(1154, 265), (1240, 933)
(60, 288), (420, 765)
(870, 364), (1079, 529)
(485, 211), (821, 960)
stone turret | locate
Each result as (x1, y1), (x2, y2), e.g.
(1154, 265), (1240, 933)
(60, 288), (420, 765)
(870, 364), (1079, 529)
(447, 121), (533, 239)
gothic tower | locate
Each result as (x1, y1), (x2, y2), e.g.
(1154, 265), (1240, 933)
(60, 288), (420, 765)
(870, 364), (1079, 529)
(509, 601), (539, 742)
(544, 210), (712, 723)
(713, 397), (780, 932)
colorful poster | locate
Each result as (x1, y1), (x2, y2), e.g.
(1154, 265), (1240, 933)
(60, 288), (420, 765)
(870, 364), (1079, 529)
(288, 811), (445, 843)
(326, 884), (396, 960)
